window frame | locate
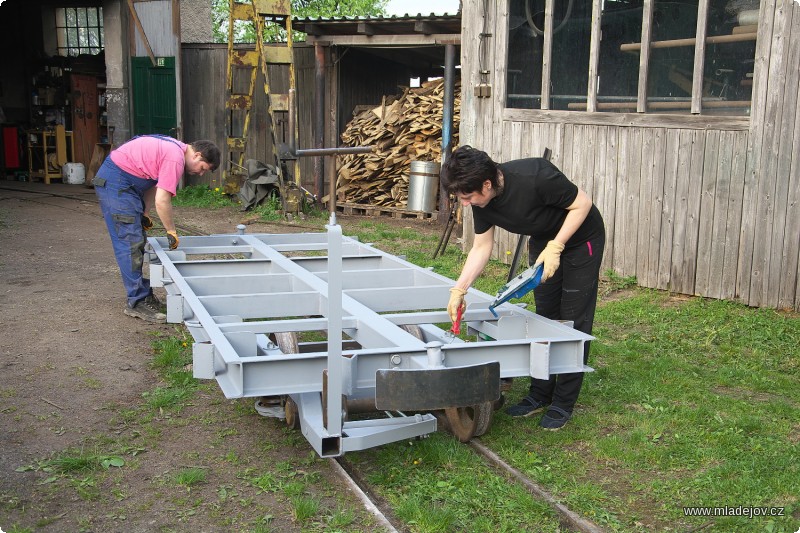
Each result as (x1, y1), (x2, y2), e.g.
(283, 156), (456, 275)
(502, 0), (757, 130)
(55, 6), (104, 57)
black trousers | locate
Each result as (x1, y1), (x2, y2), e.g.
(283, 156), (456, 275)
(527, 232), (605, 413)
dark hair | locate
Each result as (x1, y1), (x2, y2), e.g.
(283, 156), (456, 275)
(440, 145), (499, 194)
(190, 140), (221, 171)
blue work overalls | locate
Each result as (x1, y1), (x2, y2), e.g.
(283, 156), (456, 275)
(93, 135), (181, 308)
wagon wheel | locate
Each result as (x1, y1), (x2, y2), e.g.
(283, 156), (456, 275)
(400, 324), (424, 340)
(494, 378), (515, 411)
(257, 333), (299, 422)
(270, 331), (299, 354)
(444, 401), (494, 442)
(283, 396), (300, 429)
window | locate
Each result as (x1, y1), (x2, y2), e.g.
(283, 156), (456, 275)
(506, 0), (757, 116)
(56, 7), (104, 57)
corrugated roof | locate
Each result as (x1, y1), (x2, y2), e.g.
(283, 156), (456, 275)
(293, 13), (461, 38)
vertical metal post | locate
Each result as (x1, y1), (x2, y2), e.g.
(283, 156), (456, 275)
(325, 221), (343, 437)
(287, 88), (296, 154)
(314, 43), (326, 204)
(440, 43), (457, 222)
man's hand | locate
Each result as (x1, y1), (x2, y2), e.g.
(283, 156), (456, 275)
(448, 287), (468, 323)
(142, 214), (154, 232)
(534, 240), (565, 281)
(167, 230), (180, 250)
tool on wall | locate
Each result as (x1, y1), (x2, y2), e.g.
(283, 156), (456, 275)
(224, 0), (299, 216)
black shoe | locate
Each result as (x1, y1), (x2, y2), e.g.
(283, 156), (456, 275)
(124, 298), (166, 323)
(540, 405), (572, 431)
(505, 395), (547, 417)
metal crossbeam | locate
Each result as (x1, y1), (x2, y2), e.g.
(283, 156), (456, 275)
(146, 224), (593, 457)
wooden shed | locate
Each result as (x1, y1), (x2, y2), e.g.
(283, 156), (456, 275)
(459, 0), (800, 311)
(292, 14), (461, 202)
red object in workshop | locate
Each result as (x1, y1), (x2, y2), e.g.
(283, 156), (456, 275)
(3, 126), (20, 168)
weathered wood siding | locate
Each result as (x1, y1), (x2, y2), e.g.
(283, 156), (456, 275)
(460, 0), (800, 311)
(180, 43), (317, 190)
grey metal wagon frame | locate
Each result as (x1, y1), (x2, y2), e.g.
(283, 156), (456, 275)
(146, 221), (592, 457)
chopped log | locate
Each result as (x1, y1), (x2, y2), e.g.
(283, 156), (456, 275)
(337, 78), (460, 208)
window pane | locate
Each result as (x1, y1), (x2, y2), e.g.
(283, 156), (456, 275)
(506, 0), (544, 109)
(88, 28), (100, 48)
(702, 0), (756, 116)
(66, 8), (77, 27)
(503, 0), (758, 115)
(549, 2), (592, 111)
(87, 8), (98, 27)
(596, 1), (643, 112)
(56, 8), (66, 27)
(645, 1), (699, 112)
(67, 28), (78, 48)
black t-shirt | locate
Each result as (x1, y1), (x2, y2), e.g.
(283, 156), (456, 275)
(472, 158), (604, 248)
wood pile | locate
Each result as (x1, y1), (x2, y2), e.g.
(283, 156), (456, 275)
(336, 78), (460, 208)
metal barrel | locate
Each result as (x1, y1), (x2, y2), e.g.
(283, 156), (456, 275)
(407, 160), (440, 213)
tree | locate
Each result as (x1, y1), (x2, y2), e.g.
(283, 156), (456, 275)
(212, 0), (389, 44)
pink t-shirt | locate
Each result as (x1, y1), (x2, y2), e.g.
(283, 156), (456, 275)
(110, 136), (188, 196)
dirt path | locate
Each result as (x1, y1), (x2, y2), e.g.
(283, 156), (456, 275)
(0, 181), (441, 532)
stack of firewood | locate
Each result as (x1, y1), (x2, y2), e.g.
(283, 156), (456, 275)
(336, 78), (460, 207)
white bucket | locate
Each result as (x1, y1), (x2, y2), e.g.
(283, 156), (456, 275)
(63, 163), (86, 185)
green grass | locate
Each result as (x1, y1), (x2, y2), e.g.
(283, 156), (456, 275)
(143, 332), (198, 411)
(173, 185), (235, 209)
(16, 450), (125, 475)
(290, 495), (320, 522)
(174, 467), (207, 489)
(173, 183), (326, 222)
(473, 292), (800, 532)
(348, 434), (564, 532)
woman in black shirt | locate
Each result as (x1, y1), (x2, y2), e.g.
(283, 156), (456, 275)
(441, 145), (606, 430)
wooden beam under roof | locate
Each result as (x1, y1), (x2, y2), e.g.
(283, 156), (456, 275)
(357, 22), (375, 35)
(303, 34), (460, 47)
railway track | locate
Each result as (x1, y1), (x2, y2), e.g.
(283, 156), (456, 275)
(1, 182), (603, 533)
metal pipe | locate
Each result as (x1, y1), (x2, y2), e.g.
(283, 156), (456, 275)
(296, 146), (373, 157)
(440, 43), (457, 223)
(314, 42), (326, 204)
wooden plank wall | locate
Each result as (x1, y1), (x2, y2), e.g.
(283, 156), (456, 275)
(460, 0), (800, 311)
(180, 43), (316, 190)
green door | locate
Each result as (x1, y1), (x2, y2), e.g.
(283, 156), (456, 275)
(131, 57), (177, 136)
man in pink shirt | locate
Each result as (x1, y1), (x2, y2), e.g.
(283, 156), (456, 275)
(93, 135), (220, 323)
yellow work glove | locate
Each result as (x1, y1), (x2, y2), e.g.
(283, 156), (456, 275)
(448, 287), (468, 324)
(167, 230), (180, 250)
(534, 240), (565, 282)
(142, 214), (154, 232)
